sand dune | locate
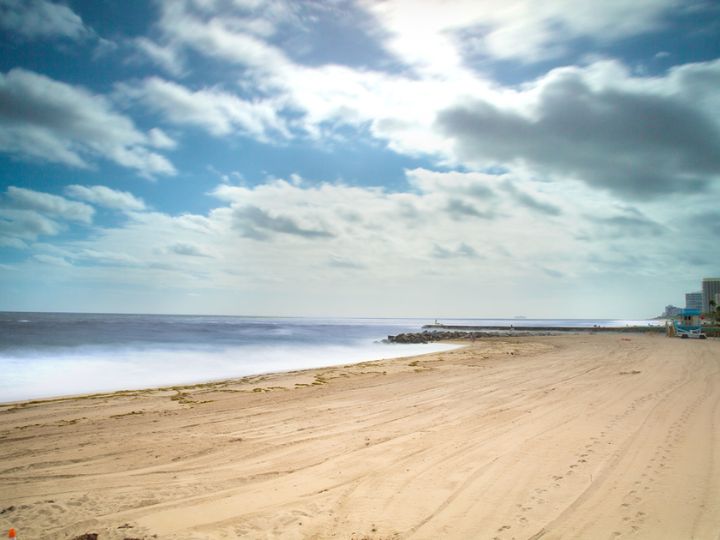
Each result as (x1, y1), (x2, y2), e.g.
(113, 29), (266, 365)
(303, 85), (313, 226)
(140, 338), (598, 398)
(1, 334), (719, 539)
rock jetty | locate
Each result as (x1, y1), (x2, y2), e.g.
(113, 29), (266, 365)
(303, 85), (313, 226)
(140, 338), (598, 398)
(386, 330), (557, 343)
(386, 325), (667, 343)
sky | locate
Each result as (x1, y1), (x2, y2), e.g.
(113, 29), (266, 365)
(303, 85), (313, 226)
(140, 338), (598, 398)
(0, 0), (719, 319)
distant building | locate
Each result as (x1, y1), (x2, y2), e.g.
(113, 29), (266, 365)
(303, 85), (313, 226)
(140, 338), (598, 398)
(686, 292), (702, 311)
(664, 305), (683, 317)
(702, 278), (720, 313)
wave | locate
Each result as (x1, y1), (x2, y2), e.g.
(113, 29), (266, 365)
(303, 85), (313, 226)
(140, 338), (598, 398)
(0, 341), (459, 403)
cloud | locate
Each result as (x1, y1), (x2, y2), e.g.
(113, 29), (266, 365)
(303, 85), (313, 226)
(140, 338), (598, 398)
(150, 0), (292, 70)
(0, 68), (175, 177)
(33, 253), (72, 267)
(118, 77), (289, 139)
(166, 242), (211, 257)
(132, 0), (462, 152)
(0, 186), (94, 244)
(138, 2), (718, 208)
(432, 243), (480, 259)
(132, 37), (185, 76)
(65, 185), (146, 212)
(541, 267), (564, 278)
(0, 208), (61, 240)
(102, 0), (720, 210)
(588, 208), (666, 238)
(445, 199), (497, 220)
(327, 255), (365, 269)
(76, 249), (140, 267)
(232, 205), (333, 240)
(361, 0), (678, 70)
(687, 211), (720, 236)
(0, 236), (27, 249)
(502, 182), (561, 216)
(147, 128), (177, 150)
(0, 0), (88, 40)
(5, 167), (708, 317)
(406, 168), (497, 199)
(437, 61), (720, 199)
(6, 186), (94, 223)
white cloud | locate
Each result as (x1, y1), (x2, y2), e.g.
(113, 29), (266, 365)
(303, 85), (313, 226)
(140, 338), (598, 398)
(0, 208), (61, 240)
(6, 186), (94, 223)
(0, 186), (95, 244)
(64, 185), (147, 212)
(147, 127), (177, 150)
(7, 168), (719, 317)
(114, 0), (720, 206)
(132, 37), (185, 77)
(0, 68), (175, 177)
(360, 0), (678, 69)
(119, 77), (289, 139)
(33, 253), (72, 267)
(0, 0), (88, 40)
(0, 236), (27, 249)
(152, 0), (293, 69)
(76, 249), (141, 267)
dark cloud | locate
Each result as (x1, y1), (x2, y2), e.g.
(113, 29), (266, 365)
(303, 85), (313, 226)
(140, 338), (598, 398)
(437, 69), (720, 198)
(167, 243), (211, 257)
(687, 210), (720, 235)
(587, 251), (645, 270)
(432, 243), (480, 259)
(233, 205), (333, 240)
(587, 208), (666, 238)
(459, 184), (496, 199)
(446, 198), (497, 220)
(327, 255), (365, 269)
(502, 182), (561, 216)
(541, 267), (564, 278)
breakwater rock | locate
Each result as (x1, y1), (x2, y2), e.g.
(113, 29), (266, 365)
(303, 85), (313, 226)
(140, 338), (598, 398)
(385, 330), (557, 343)
(386, 325), (667, 343)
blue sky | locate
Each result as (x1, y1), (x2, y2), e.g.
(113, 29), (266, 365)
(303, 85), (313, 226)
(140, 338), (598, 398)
(1, 0), (719, 318)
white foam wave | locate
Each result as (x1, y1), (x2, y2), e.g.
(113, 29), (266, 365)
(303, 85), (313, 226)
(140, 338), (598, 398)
(0, 341), (459, 403)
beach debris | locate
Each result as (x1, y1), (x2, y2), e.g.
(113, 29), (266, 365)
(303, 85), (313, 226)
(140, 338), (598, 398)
(72, 534), (98, 540)
(8, 528), (16, 538)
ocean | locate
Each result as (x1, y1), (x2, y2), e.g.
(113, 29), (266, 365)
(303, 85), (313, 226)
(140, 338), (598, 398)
(0, 313), (661, 403)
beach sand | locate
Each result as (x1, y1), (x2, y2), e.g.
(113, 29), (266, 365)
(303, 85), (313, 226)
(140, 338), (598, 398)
(1, 334), (719, 539)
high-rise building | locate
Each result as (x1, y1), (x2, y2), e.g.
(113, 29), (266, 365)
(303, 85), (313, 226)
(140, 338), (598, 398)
(686, 291), (702, 310)
(702, 278), (720, 313)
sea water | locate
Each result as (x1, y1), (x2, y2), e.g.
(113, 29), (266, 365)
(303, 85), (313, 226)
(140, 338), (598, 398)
(0, 313), (456, 402)
(0, 313), (661, 403)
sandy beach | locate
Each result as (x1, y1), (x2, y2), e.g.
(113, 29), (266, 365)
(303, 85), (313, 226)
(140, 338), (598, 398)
(1, 333), (719, 540)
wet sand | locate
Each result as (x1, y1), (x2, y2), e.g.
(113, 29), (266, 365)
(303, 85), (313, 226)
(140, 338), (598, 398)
(1, 334), (719, 539)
